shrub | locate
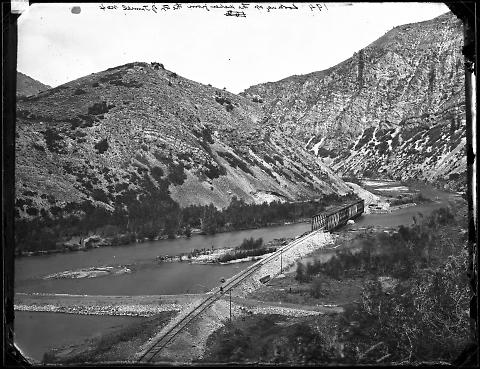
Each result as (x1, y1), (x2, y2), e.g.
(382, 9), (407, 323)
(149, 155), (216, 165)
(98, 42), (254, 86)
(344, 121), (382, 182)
(239, 237), (263, 250)
(43, 128), (65, 153)
(217, 151), (253, 175)
(26, 207), (39, 216)
(88, 101), (113, 115)
(168, 162), (187, 185)
(150, 166), (164, 180)
(204, 162), (226, 180)
(94, 138), (109, 154)
(150, 62), (164, 70)
(109, 79), (143, 88)
(32, 143), (45, 151)
(295, 262), (310, 283)
(73, 88), (86, 95)
(91, 188), (110, 203)
(310, 276), (326, 298)
(218, 246), (275, 263)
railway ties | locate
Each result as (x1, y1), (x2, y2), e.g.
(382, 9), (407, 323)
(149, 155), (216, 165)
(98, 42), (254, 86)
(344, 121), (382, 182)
(136, 231), (317, 363)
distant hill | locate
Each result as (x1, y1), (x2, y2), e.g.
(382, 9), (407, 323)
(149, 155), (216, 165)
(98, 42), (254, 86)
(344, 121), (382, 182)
(15, 62), (350, 223)
(17, 72), (51, 98)
(242, 12), (465, 191)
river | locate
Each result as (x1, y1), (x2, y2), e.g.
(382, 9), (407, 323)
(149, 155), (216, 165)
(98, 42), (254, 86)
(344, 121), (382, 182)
(14, 222), (311, 361)
(13, 181), (462, 362)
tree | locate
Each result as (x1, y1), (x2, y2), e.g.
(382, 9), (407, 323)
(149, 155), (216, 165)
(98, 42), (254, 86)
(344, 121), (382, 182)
(295, 262), (309, 283)
(201, 204), (218, 235)
(164, 212), (180, 238)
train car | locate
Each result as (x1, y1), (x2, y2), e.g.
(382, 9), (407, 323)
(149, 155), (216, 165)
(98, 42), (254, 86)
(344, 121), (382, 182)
(311, 199), (364, 231)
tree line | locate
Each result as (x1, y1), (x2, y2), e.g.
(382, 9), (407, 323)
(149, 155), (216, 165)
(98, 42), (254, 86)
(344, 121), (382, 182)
(15, 192), (359, 253)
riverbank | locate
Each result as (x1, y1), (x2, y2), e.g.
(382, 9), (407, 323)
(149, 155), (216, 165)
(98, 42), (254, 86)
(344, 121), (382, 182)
(15, 219), (310, 258)
(14, 293), (201, 317)
(201, 203), (469, 365)
(157, 238), (290, 265)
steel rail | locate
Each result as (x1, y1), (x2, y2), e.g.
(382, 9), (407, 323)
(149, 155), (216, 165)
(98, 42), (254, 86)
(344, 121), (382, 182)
(137, 230), (316, 362)
(138, 200), (364, 362)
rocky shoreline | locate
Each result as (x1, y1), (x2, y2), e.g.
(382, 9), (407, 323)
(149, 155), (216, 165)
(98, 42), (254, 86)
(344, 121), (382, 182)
(43, 265), (132, 280)
(14, 293), (201, 317)
(156, 238), (289, 265)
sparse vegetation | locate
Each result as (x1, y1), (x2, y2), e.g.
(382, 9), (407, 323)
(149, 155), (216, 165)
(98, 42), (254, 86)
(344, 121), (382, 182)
(73, 88), (86, 95)
(87, 101), (114, 115)
(389, 193), (431, 206)
(43, 128), (65, 153)
(167, 161), (187, 185)
(94, 138), (109, 154)
(217, 151), (253, 175)
(218, 247), (277, 263)
(204, 315), (337, 364)
(204, 161), (227, 180)
(239, 237), (263, 250)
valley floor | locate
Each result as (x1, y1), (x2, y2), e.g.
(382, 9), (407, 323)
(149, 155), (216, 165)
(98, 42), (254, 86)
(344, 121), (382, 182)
(35, 182), (470, 365)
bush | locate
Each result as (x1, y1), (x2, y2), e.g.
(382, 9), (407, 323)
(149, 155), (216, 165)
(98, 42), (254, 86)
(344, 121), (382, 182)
(32, 143), (45, 151)
(151, 166), (164, 180)
(217, 151), (253, 175)
(109, 79), (143, 88)
(43, 128), (65, 153)
(88, 101), (113, 115)
(310, 276), (326, 298)
(239, 237), (263, 250)
(94, 138), (109, 154)
(218, 246), (276, 263)
(168, 162), (187, 185)
(73, 88), (86, 95)
(204, 162), (226, 180)
(295, 262), (310, 283)
(151, 62), (164, 70)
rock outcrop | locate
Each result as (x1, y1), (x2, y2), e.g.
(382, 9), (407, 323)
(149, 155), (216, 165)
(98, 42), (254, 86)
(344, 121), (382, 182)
(242, 12), (465, 190)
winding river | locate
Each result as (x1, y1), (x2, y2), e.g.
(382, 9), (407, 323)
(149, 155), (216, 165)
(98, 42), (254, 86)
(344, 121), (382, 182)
(13, 180), (463, 362)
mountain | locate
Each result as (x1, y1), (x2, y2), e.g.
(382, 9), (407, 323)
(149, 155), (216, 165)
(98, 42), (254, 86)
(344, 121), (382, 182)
(17, 72), (51, 98)
(15, 62), (351, 222)
(242, 12), (466, 191)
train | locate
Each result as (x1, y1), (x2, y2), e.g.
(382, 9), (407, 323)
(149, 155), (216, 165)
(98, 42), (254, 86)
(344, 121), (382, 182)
(311, 199), (364, 232)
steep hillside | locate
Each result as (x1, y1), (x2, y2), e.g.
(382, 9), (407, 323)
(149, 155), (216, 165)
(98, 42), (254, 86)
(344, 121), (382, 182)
(15, 62), (350, 222)
(242, 12), (466, 190)
(17, 72), (51, 97)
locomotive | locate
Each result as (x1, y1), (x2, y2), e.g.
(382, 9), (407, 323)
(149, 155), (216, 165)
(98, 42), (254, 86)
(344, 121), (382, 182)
(311, 199), (364, 232)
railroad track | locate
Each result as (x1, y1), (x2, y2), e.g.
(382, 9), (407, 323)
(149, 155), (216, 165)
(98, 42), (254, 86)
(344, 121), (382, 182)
(136, 230), (320, 362)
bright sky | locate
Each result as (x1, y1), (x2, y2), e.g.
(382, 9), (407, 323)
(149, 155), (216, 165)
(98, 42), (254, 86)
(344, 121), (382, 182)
(17, 2), (450, 93)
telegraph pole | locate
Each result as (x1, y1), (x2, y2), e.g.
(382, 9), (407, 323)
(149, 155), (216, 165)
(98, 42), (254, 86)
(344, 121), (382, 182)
(229, 289), (232, 322)
(280, 248), (283, 274)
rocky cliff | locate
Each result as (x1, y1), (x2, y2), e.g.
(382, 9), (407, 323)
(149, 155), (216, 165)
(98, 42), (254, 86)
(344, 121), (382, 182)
(242, 12), (466, 190)
(15, 62), (350, 220)
(17, 72), (51, 98)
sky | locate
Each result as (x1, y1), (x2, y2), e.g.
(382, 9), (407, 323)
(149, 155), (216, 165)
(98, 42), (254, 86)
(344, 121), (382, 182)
(17, 2), (450, 94)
